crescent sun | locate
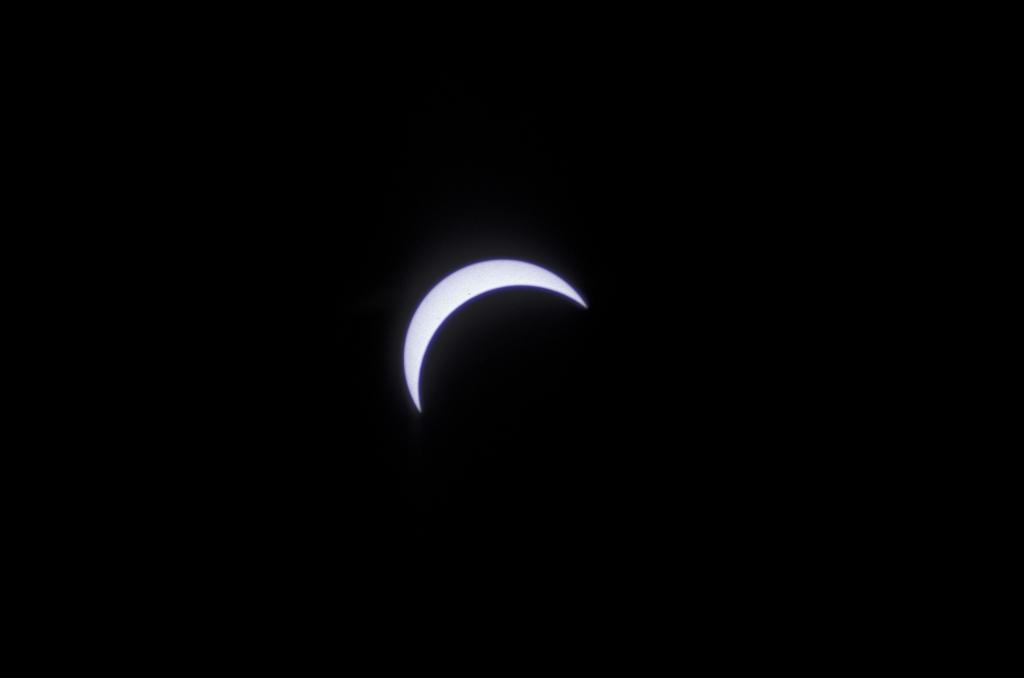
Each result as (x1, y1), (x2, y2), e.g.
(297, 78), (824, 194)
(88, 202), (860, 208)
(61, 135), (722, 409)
(403, 259), (587, 412)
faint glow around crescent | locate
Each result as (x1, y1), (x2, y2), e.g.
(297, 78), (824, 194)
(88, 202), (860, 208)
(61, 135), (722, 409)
(403, 259), (587, 412)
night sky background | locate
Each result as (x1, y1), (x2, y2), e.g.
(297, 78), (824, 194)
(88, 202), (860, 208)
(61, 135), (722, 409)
(96, 29), (892, 609)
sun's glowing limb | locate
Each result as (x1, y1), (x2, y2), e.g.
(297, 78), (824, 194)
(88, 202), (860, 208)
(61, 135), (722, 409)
(403, 259), (587, 412)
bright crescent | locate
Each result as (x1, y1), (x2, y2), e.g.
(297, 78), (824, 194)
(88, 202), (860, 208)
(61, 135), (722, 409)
(403, 259), (587, 412)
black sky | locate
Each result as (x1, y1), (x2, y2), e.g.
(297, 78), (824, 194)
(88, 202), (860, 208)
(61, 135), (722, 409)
(111, 33), (883, 604)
